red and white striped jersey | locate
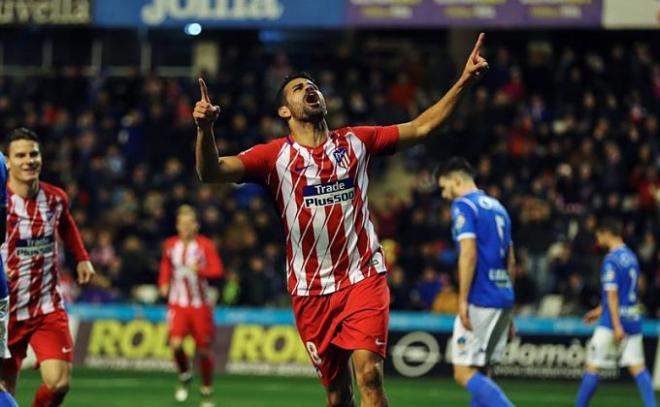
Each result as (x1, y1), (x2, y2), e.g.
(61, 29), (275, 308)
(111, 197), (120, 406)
(237, 126), (400, 296)
(1, 182), (89, 321)
(159, 235), (224, 308)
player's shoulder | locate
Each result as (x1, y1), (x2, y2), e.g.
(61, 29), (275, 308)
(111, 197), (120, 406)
(40, 182), (68, 200)
(163, 236), (179, 248)
(615, 246), (638, 267)
(241, 137), (288, 157)
(196, 235), (215, 247)
(452, 196), (479, 215)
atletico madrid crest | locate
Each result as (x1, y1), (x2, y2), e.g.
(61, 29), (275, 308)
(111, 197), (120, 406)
(333, 147), (350, 168)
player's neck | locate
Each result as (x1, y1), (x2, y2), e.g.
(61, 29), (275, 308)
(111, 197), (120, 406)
(457, 183), (478, 197)
(179, 235), (195, 243)
(289, 120), (329, 148)
(608, 239), (625, 252)
(9, 177), (39, 199)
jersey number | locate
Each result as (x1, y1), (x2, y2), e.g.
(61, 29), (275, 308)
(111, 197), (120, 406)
(628, 268), (638, 303)
(495, 215), (505, 241)
(306, 341), (322, 365)
(495, 215), (507, 257)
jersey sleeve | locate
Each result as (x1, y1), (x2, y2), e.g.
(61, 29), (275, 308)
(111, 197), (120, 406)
(0, 153), (7, 207)
(601, 258), (618, 291)
(451, 200), (477, 242)
(236, 142), (277, 183)
(198, 237), (224, 280)
(158, 240), (173, 288)
(350, 126), (400, 156)
(57, 191), (90, 263)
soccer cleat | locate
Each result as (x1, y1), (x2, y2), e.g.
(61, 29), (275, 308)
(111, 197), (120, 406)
(199, 387), (214, 407)
(174, 372), (193, 402)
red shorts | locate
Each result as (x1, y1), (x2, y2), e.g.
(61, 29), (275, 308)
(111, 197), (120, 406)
(167, 305), (214, 348)
(4, 309), (74, 370)
(292, 273), (390, 387)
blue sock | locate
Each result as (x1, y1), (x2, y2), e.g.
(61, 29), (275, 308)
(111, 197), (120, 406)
(576, 372), (600, 407)
(466, 372), (513, 407)
(634, 369), (657, 407)
(0, 391), (18, 407)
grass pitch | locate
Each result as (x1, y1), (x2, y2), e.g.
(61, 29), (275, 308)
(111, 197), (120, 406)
(13, 368), (653, 406)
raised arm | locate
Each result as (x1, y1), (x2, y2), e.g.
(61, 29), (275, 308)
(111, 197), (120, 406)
(193, 78), (245, 184)
(396, 33), (489, 150)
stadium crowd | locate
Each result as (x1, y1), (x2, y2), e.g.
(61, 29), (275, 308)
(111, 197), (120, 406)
(0, 32), (657, 318)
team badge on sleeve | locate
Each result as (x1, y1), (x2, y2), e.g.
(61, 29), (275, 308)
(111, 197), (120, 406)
(455, 213), (466, 231)
(603, 264), (616, 283)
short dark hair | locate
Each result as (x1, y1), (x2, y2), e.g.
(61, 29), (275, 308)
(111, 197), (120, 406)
(7, 127), (39, 150)
(8, 127), (39, 143)
(434, 157), (475, 180)
(596, 217), (623, 236)
(276, 71), (316, 107)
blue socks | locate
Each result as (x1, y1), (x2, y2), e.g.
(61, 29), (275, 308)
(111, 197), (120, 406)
(576, 370), (657, 407)
(576, 372), (599, 407)
(466, 372), (513, 407)
(634, 369), (657, 407)
(0, 391), (18, 407)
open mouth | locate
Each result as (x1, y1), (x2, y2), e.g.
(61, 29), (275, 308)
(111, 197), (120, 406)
(305, 92), (320, 107)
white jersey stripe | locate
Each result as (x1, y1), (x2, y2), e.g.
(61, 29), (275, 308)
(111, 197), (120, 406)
(36, 191), (55, 314)
(345, 133), (368, 284)
(12, 196), (32, 320)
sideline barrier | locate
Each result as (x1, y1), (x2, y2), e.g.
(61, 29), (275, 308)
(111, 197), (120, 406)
(3, 0), (657, 29)
(66, 304), (660, 384)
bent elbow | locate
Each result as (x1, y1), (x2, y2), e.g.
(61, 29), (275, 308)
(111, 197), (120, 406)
(196, 167), (216, 183)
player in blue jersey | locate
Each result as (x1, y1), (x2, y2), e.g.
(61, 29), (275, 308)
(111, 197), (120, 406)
(436, 157), (515, 407)
(0, 152), (18, 407)
(576, 218), (657, 407)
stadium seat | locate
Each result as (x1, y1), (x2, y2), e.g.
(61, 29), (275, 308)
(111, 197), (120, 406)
(132, 285), (160, 304)
(537, 295), (564, 318)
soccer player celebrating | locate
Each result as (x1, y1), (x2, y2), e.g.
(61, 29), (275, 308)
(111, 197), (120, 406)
(0, 151), (18, 407)
(192, 33), (488, 406)
(576, 218), (657, 407)
(436, 157), (515, 407)
(0, 128), (95, 407)
(159, 205), (224, 407)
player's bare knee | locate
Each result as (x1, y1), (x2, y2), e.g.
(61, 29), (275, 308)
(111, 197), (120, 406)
(628, 364), (645, 376)
(357, 365), (383, 392)
(453, 367), (472, 387)
(170, 338), (184, 349)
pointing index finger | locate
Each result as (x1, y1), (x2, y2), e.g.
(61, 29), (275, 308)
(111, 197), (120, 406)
(471, 32), (485, 57)
(199, 78), (211, 103)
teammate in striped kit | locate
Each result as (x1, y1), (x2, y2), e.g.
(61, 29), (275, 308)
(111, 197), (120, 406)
(0, 151), (19, 407)
(0, 128), (95, 407)
(192, 34), (489, 406)
(159, 205), (224, 407)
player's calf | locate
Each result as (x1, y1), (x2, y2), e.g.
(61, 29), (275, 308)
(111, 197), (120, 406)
(34, 360), (71, 407)
(353, 350), (388, 407)
(629, 364), (657, 407)
(326, 368), (355, 407)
